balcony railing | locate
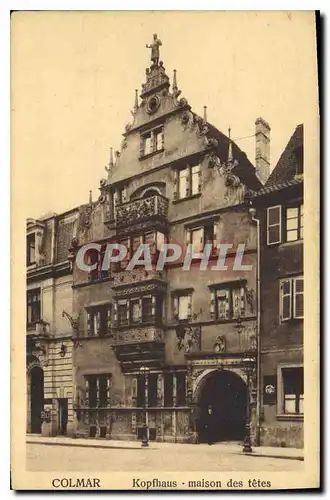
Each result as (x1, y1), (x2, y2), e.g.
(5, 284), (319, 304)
(115, 195), (169, 228)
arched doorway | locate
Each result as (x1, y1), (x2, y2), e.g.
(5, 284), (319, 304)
(30, 366), (44, 434)
(196, 370), (247, 443)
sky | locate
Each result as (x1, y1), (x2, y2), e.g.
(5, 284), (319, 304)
(11, 11), (318, 219)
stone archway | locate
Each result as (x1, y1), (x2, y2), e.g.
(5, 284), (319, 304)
(27, 357), (44, 434)
(194, 369), (247, 443)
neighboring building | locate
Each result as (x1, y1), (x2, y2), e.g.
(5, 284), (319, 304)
(68, 39), (267, 444)
(26, 208), (80, 436)
(249, 124), (304, 448)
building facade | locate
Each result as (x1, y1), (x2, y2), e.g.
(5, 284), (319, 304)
(26, 208), (80, 436)
(26, 40), (304, 449)
(67, 40), (267, 444)
(250, 124), (304, 448)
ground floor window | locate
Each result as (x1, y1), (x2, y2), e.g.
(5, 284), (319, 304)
(85, 374), (111, 408)
(279, 366), (304, 415)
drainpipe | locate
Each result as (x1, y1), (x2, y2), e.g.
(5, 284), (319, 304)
(249, 205), (261, 446)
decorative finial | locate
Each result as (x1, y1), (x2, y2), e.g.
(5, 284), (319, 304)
(134, 89), (138, 112)
(173, 69), (178, 91)
(203, 106), (208, 123)
(228, 127), (233, 164)
(89, 190), (92, 205)
(146, 34), (162, 65)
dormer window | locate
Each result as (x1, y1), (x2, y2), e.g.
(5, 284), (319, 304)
(140, 126), (164, 158)
(27, 234), (36, 266)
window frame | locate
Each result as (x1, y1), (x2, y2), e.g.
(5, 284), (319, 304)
(27, 233), (36, 266)
(284, 204), (304, 243)
(175, 164), (201, 200)
(27, 288), (41, 327)
(277, 363), (304, 418)
(140, 126), (164, 158)
(210, 282), (246, 321)
(279, 276), (304, 323)
(86, 304), (112, 337)
(266, 205), (282, 246)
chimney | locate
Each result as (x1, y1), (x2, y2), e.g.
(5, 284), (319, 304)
(255, 117), (270, 184)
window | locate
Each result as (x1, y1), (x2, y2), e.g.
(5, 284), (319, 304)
(148, 374), (158, 407)
(130, 299), (140, 324)
(285, 205), (303, 242)
(142, 296), (153, 323)
(86, 248), (99, 281)
(267, 206), (281, 245)
(87, 306), (111, 336)
(176, 373), (186, 406)
(210, 284), (246, 320)
(85, 375), (111, 408)
(280, 276), (304, 322)
(117, 301), (129, 326)
(137, 374), (145, 407)
(27, 288), (41, 326)
(164, 373), (173, 407)
(175, 164), (201, 200)
(186, 222), (217, 253)
(267, 204), (303, 245)
(173, 294), (192, 321)
(281, 367), (304, 414)
(27, 234), (36, 266)
(141, 127), (164, 157)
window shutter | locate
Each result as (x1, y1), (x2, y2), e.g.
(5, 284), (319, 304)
(240, 287), (245, 317)
(173, 296), (179, 320)
(186, 167), (190, 197)
(87, 312), (92, 336)
(85, 378), (89, 407)
(213, 221), (218, 248)
(293, 277), (304, 318)
(161, 129), (165, 149)
(210, 292), (215, 318)
(267, 206), (282, 245)
(106, 377), (111, 407)
(96, 311), (101, 335)
(197, 165), (202, 193)
(126, 299), (130, 324)
(187, 295), (192, 320)
(151, 295), (156, 318)
(113, 302), (118, 326)
(132, 376), (137, 407)
(107, 307), (112, 334)
(138, 298), (142, 322)
(139, 136), (144, 157)
(280, 279), (292, 321)
(173, 171), (179, 200)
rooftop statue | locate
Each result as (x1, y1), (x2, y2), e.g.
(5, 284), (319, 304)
(146, 33), (162, 65)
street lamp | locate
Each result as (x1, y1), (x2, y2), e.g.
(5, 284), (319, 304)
(241, 356), (255, 453)
(235, 316), (257, 454)
(140, 365), (150, 447)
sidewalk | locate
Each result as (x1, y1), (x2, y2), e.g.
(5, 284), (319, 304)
(26, 435), (304, 461)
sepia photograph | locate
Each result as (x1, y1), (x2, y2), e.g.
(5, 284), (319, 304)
(11, 10), (319, 490)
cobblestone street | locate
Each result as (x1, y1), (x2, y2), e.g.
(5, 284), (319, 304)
(27, 442), (303, 472)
